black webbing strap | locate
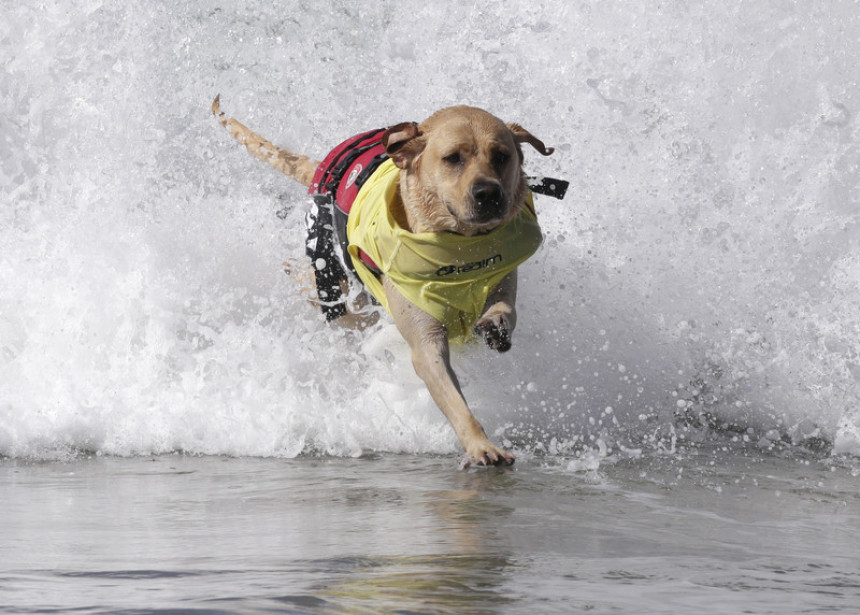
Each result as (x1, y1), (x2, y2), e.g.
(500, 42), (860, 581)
(317, 129), (383, 190)
(323, 129), (387, 194)
(354, 152), (390, 190)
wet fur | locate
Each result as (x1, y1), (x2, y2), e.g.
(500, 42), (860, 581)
(213, 97), (553, 467)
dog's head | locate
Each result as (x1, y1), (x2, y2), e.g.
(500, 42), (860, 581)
(382, 106), (553, 235)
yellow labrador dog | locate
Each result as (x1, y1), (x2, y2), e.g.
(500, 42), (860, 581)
(213, 96), (556, 466)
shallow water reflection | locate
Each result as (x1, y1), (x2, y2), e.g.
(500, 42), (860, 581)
(303, 553), (513, 614)
(2, 452), (858, 614)
(299, 468), (518, 613)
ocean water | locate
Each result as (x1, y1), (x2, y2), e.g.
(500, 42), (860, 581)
(2, 453), (859, 614)
(2, 0), (860, 612)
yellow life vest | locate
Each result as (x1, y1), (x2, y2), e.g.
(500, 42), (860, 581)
(346, 159), (543, 340)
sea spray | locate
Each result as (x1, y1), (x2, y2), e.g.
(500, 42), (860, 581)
(2, 0), (858, 459)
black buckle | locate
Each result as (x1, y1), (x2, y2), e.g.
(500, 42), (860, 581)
(527, 176), (569, 200)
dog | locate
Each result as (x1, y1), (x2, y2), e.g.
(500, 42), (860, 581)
(212, 96), (556, 466)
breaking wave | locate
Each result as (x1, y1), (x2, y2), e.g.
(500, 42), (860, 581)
(2, 0), (859, 460)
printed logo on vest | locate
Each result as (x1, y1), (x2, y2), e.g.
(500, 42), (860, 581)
(346, 164), (363, 188)
(436, 254), (503, 276)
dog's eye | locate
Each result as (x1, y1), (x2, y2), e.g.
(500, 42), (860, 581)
(492, 150), (511, 167)
(443, 152), (462, 166)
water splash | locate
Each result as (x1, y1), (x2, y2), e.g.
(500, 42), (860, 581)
(2, 0), (858, 460)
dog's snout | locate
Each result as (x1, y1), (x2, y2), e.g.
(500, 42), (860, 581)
(471, 180), (504, 222)
(472, 180), (502, 205)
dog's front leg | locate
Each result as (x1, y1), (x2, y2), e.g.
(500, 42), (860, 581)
(383, 277), (515, 466)
(474, 270), (518, 352)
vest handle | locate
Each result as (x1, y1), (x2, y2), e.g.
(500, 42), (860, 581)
(527, 176), (569, 200)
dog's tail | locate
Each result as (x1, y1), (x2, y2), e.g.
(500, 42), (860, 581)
(212, 95), (318, 187)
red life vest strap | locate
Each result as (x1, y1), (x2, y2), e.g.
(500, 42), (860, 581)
(309, 129), (389, 273)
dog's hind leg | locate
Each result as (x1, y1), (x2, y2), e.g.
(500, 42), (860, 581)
(212, 95), (319, 187)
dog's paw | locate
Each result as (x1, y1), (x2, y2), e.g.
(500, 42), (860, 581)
(461, 438), (516, 468)
(474, 315), (512, 352)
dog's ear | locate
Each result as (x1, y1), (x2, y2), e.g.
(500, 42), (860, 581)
(508, 123), (554, 156)
(383, 122), (424, 169)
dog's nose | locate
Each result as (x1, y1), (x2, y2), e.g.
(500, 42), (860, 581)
(471, 180), (504, 221)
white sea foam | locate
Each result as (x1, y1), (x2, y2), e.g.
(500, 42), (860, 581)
(2, 0), (858, 459)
